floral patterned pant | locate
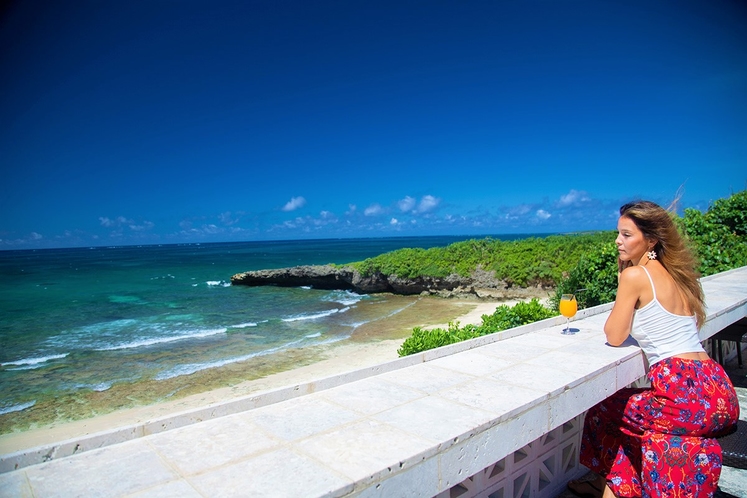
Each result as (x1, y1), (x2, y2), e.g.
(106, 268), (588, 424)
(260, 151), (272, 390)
(580, 357), (739, 497)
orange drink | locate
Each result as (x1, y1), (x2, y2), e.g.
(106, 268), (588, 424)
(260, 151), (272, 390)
(560, 296), (577, 318)
(560, 294), (577, 334)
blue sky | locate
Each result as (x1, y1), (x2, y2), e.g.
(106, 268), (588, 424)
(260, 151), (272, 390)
(2, 0), (745, 249)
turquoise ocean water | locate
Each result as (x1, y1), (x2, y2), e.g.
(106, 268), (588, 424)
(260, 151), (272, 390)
(0, 235), (529, 429)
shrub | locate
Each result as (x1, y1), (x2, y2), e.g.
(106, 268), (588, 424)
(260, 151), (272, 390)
(397, 298), (555, 356)
(550, 241), (619, 310)
(480, 299), (557, 331)
(396, 323), (477, 356)
(682, 191), (747, 276)
(350, 232), (612, 286)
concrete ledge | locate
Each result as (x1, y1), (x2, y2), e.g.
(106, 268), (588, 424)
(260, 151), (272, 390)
(0, 299), (617, 474)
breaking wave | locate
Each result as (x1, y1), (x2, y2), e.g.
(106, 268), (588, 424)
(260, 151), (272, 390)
(1, 353), (68, 368)
(323, 290), (364, 306)
(0, 401), (36, 415)
(281, 307), (350, 322)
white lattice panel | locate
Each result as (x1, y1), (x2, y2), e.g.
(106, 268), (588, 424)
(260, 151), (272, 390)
(436, 414), (586, 498)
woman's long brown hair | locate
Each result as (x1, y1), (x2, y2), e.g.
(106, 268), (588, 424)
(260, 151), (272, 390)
(619, 201), (705, 327)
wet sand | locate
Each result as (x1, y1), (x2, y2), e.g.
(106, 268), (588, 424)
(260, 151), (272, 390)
(0, 298), (523, 455)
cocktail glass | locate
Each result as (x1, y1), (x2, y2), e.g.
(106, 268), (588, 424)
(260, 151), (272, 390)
(559, 294), (578, 334)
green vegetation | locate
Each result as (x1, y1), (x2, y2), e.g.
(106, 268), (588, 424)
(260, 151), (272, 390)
(682, 190), (747, 276)
(350, 232), (612, 286)
(397, 299), (556, 356)
(390, 190), (747, 356)
(550, 241), (619, 310)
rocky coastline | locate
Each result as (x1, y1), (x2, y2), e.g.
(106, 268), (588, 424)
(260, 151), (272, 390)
(231, 265), (551, 300)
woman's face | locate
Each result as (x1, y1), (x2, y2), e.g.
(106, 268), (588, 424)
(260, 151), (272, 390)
(616, 216), (651, 263)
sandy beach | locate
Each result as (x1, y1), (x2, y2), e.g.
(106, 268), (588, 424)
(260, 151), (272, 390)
(0, 299), (518, 455)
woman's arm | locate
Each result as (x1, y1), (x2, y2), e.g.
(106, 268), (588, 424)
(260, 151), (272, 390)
(604, 266), (645, 346)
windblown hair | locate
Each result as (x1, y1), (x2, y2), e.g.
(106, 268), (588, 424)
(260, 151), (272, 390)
(619, 200), (705, 327)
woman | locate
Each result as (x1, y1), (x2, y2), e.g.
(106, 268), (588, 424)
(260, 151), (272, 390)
(568, 201), (739, 498)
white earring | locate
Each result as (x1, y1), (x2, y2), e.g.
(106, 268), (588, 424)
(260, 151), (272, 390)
(647, 250), (657, 260)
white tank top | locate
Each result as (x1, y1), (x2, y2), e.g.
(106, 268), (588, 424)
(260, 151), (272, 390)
(630, 266), (705, 365)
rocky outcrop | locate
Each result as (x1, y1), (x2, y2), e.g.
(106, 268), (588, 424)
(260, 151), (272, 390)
(231, 265), (551, 299)
(231, 265), (360, 291)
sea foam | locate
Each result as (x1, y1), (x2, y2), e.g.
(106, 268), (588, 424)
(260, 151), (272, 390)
(281, 307), (350, 322)
(231, 322), (258, 328)
(154, 334), (323, 380)
(46, 318), (228, 352)
(1, 353), (68, 368)
(94, 327), (227, 351)
(323, 290), (363, 306)
(74, 382), (112, 392)
(0, 400), (36, 415)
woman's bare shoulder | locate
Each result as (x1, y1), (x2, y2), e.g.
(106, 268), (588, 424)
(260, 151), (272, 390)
(618, 265), (655, 305)
(619, 265), (648, 285)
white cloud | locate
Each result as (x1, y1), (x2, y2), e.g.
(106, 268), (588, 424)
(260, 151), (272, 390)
(218, 211), (240, 226)
(536, 209), (551, 220)
(364, 203), (383, 216)
(390, 218), (399, 225)
(282, 196), (307, 212)
(30, 232), (42, 240)
(99, 216), (152, 231)
(99, 217), (115, 227)
(394, 194), (440, 214)
(176, 223), (226, 237)
(397, 196), (416, 212)
(417, 195), (440, 213)
(345, 204), (357, 215)
(272, 212), (339, 232)
(508, 204), (532, 217)
(202, 224), (221, 234)
(129, 221), (155, 231)
(558, 189), (590, 207)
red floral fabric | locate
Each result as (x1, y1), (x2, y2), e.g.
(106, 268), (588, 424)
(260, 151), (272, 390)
(641, 433), (721, 497)
(580, 357), (739, 497)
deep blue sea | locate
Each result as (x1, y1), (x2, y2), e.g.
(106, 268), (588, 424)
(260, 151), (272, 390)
(0, 235), (531, 430)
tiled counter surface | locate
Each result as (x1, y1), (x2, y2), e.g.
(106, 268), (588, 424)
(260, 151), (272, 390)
(1, 266), (745, 498)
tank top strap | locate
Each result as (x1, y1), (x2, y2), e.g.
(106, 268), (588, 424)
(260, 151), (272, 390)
(640, 265), (656, 300)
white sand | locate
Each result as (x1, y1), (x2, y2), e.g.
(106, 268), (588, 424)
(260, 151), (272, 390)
(0, 301), (513, 455)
